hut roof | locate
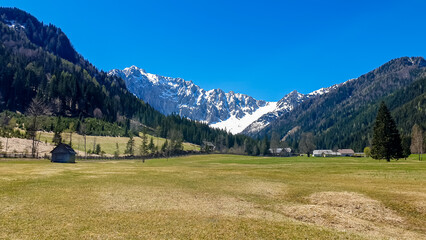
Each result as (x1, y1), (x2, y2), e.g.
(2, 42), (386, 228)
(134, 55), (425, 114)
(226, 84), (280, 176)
(337, 149), (355, 154)
(313, 150), (333, 155)
(51, 143), (76, 155)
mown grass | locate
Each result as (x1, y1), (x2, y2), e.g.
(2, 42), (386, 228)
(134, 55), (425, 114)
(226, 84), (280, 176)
(0, 155), (425, 239)
(37, 131), (200, 155)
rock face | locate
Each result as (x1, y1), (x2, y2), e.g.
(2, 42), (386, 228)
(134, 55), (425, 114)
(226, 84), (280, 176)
(242, 84), (342, 134)
(109, 66), (266, 133)
(109, 66), (339, 134)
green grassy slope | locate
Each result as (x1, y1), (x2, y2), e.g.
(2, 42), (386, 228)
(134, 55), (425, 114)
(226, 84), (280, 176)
(37, 131), (200, 154)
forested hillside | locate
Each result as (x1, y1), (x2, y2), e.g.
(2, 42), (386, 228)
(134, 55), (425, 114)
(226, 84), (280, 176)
(258, 57), (426, 152)
(0, 7), (255, 149)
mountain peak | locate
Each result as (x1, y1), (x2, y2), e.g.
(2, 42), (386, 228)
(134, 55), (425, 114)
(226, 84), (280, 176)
(288, 90), (300, 96)
(109, 67), (275, 133)
(125, 65), (146, 74)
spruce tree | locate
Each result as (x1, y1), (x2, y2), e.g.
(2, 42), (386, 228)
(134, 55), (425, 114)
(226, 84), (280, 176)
(140, 129), (148, 156)
(148, 137), (155, 153)
(125, 135), (135, 156)
(371, 102), (403, 162)
(52, 117), (63, 145)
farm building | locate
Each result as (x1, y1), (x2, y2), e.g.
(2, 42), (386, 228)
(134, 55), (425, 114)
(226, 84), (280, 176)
(338, 149), (355, 157)
(202, 141), (216, 152)
(269, 148), (292, 156)
(313, 150), (340, 157)
(51, 144), (76, 163)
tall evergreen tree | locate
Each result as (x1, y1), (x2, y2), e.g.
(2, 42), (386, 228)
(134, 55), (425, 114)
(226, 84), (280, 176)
(52, 116), (63, 145)
(259, 136), (269, 155)
(371, 102), (403, 162)
(148, 137), (155, 153)
(125, 135), (135, 156)
(140, 128), (148, 156)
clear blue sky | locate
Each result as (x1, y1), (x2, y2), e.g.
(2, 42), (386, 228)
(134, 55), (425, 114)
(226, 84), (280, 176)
(2, 0), (426, 101)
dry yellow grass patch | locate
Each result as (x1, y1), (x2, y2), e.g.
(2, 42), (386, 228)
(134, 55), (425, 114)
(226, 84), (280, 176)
(224, 180), (287, 198)
(0, 137), (53, 155)
(279, 191), (422, 239)
(395, 191), (426, 214)
(100, 186), (286, 222)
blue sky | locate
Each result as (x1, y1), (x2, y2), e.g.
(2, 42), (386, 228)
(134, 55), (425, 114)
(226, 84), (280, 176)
(2, 0), (426, 101)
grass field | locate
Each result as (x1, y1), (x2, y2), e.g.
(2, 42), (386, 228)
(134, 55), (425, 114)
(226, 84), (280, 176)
(37, 131), (200, 155)
(0, 155), (425, 239)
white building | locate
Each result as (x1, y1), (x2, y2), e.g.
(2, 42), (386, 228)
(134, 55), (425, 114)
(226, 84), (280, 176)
(313, 150), (341, 157)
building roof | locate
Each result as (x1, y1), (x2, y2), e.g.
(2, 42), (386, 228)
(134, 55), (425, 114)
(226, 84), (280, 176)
(203, 141), (215, 147)
(269, 148), (291, 154)
(313, 150), (334, 155)
(337, 149), (355, 154)
(51, 143), (76, 155)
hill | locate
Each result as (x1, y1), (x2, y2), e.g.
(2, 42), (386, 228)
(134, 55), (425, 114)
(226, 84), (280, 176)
(254, 57), (426, 151)
(0, 7), (253, 149)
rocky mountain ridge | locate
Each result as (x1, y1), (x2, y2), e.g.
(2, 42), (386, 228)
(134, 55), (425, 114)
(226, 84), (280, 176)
(109, 66), (336, 134)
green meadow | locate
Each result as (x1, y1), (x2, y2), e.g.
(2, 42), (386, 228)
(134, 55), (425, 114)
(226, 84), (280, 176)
(37, 131), (200, 155)
(0, 155), (425, 239)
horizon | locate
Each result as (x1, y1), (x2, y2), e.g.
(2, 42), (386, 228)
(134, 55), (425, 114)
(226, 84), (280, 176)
(2, 0), (426, 101)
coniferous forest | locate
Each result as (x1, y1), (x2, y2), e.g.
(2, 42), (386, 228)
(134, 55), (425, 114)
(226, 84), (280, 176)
(0, 7), (258, 153)
(257, 58), (426, 152)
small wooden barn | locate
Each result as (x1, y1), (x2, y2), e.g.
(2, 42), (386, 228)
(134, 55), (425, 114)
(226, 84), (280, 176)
(51, 144), (76, 163)
(202, 141), (216, 152)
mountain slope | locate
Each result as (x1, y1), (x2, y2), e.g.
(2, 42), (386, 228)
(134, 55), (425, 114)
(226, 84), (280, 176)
(257, 57), (426, 151)
(0, 7), (252, 147)
(242, 84), (342, 134)
(109, 66), (270, 129)
(110, 66), (334, 134)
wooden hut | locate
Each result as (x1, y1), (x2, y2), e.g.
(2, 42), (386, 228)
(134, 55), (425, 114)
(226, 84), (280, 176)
(51, 143), (76, 163)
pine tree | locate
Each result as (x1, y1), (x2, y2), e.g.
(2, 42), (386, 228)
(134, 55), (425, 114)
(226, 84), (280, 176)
(140, 129), (148, 156)
(114, 142), (120, 158)
(259, 136), (269, 155)
(371, 102), (403, 162)
(125, 135), (135, 156)
(401, 136), (411, 160)
(95, 144), (101, 155)
(52, 117), (63, 145)
(161, 139), (169, 158)
(148, 137), (155, 153)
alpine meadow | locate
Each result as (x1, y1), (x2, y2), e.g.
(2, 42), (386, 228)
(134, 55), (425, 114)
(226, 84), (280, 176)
(0, 2), (425, 240)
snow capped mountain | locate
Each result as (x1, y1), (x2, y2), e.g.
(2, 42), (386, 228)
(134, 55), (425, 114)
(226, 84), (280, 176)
(241, 84), (342, 134)
(109, 66), (343, 134)
(210, 101), (277, 134)
(109, 66), (270, 132)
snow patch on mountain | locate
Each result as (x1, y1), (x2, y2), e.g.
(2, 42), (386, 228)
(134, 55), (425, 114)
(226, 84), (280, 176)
(109, 65), (349, 135)
(109, 66), (270, 127)
(211, 102), (277, 134)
